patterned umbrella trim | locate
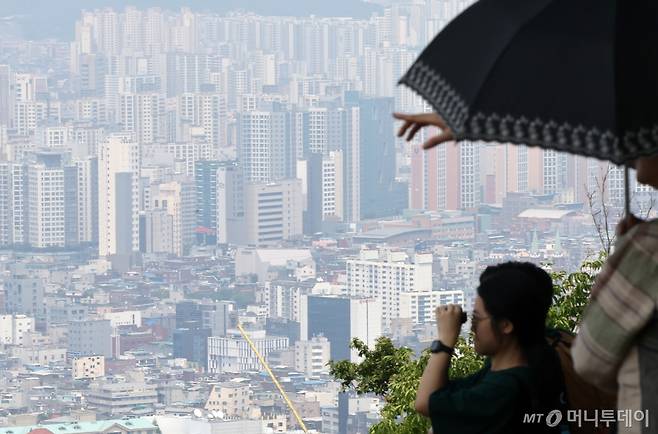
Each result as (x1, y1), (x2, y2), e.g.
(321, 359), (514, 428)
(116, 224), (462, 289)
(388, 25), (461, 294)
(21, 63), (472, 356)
(399, 59), (658, 165)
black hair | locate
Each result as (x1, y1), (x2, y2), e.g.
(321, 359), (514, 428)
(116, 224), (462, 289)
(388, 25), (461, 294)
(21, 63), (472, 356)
(477, 262), (563, 414)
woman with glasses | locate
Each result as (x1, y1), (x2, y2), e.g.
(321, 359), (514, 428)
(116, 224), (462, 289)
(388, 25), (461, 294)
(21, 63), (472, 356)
(415, 262), (564, 433)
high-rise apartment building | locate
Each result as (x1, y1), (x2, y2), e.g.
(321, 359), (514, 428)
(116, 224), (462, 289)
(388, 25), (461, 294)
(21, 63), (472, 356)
(9, 163), (27, 245)
(299, 150), (344, 234)
(194, 160), (227, 245)
(322, 150), (344, 220)
(346, 93), (403, 219)
(98, 134), (140, 265)
(0, 65), (12, 127)
(14, 101), (49, 136)
(4, 267), (46, 327)
(178, 92), (228, 154)
(167, 138), (213, 178)
(145, 180), (195, 256)
(216, 162), (244, 245)
(242, 180), (303, 246)
(409, 140), (481, 211)
(27, 156), (64, 248)
(75, 156), (99, 244)
(165, 53), (208, 97)
(342, 106), (361, 223)
(118, 92), (165, 144)
(0, 163), (13, 246)
(238, 109), (295, 184)
(26, 151), (79, 249)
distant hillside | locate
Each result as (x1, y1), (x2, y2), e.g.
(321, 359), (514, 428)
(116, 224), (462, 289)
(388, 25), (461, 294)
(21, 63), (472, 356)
(0, 0), (381, 40)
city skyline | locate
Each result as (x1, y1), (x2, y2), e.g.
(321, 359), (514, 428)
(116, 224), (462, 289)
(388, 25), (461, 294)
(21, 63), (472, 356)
(0, 2), (655, 434)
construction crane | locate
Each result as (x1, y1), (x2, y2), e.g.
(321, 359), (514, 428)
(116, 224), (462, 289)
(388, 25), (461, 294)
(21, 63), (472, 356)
(236, 323), (309, 433)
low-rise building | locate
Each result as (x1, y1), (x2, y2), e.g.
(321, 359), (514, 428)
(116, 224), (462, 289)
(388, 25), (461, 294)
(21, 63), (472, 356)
(0, 314), (35, 346)
(68, 319), (113, 358)
(104, 310), (142, 328)
(0, 417), (159, 434)
(205, 382), (252, 418)
(85, 382), (158, 416)
(207, 330), (288, 374)
(72, 355), (105, 380)
(294, 336), (330, 377)
(10, 346), (67, 365)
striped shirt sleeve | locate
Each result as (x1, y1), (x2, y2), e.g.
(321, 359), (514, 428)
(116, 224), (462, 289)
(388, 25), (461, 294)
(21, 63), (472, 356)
(572, 222), (658, 391)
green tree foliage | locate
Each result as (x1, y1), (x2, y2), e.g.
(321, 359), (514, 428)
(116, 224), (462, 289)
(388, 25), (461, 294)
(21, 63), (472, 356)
(329, 336), (483, 433)
(547, 255), (604, 333)
(330, 337), (413, 396)
(329, 257), (604, 433)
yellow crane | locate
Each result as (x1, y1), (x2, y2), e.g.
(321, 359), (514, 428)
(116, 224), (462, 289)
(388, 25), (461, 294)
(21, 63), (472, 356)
(236, 323), (309, 433)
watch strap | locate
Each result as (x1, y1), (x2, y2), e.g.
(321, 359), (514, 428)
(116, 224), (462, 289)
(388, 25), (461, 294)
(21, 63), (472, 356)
(430, 340), (454, 355)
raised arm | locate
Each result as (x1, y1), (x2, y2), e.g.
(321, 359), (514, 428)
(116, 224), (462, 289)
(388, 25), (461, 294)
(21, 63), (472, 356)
(415, 304), (463, 416)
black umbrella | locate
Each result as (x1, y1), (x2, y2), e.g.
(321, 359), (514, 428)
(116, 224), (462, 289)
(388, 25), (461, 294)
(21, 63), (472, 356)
(398, 0), (658, 213)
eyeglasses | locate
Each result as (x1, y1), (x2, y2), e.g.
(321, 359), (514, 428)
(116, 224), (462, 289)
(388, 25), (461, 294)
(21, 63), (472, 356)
(471, 312), (490, 326)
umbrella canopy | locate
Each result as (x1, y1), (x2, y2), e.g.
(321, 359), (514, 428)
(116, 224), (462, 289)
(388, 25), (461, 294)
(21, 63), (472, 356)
(398, 0), (658, 166)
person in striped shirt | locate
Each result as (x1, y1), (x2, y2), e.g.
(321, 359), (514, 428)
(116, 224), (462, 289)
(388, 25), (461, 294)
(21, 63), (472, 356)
(572, 155), (658, 434)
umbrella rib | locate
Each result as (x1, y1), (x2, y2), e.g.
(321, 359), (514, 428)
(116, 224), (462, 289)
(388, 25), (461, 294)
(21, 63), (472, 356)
(399, 0), (554, 137)
(464, 1), (556, 130)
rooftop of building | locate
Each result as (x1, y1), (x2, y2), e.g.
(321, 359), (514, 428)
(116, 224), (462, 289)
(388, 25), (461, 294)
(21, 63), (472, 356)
(517, 208), (577, 220)
(0, 417), (157, 434)
(352, 227), (432, 242)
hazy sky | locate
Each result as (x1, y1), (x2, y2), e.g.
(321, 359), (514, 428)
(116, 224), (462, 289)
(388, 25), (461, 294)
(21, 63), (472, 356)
(0, 0), (381, 40)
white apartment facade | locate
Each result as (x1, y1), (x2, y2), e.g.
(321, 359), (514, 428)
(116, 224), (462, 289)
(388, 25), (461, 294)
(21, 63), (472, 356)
(399, 290), (465, 324)
(242, 180), (303, 246)
(75, 156), (98, 244)
(103, 310), (142, 328)
(0, 314), (35, 346)
(207, 330), (288, 374)
(205, 383), (252, 418)
(86, 382), (158, 415)
(27, 162), (66, 248)
(148, 180), (195, 256)
(98, 133), (140, 258)
(322, 151), (343, 220)
(347, 248), (433, 332)
(294, 335), (330, 377)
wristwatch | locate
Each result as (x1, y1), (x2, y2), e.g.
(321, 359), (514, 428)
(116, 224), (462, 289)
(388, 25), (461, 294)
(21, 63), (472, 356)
(430, 340), (454, 355)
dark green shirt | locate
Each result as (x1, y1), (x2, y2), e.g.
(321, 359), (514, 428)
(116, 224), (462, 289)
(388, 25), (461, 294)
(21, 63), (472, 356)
(429, 365), (538, 434)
